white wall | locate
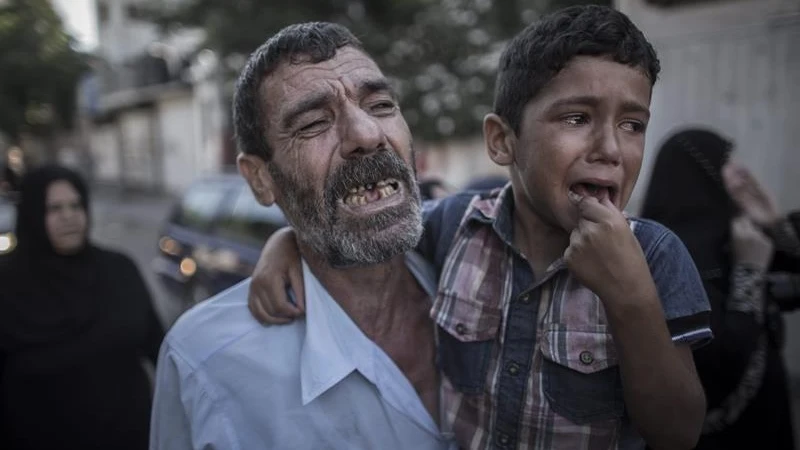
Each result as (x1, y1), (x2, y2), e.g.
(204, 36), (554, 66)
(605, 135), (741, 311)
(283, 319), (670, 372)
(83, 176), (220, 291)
(159, 94), (198, 193)
(96, 0), (159, 65)
(618, 0), (800, 388)
(423, 137), (509, 190)
(119, 108), (157, 188)
(88, 124), (120, 182)
(159, 81), (226, 194)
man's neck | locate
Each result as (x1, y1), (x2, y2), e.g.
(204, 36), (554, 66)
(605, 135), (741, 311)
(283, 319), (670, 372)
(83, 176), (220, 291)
(301, 249), (425, 339)
(512, 202), (570, 277)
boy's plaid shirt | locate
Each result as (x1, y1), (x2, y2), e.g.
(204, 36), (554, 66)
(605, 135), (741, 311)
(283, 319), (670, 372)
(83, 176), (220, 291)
(425, 187), (712, 449)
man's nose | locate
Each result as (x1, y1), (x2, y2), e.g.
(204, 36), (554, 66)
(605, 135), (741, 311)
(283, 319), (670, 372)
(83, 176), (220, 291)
(339, 104), (386, 159)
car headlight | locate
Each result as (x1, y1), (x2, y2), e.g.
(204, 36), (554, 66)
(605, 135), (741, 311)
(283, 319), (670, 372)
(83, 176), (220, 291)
(0, 232), (16, 254)
(158, 236), (183, 256)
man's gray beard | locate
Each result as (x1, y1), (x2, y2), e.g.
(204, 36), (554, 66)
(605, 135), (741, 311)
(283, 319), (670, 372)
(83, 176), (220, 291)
(267, 152), (423, 268)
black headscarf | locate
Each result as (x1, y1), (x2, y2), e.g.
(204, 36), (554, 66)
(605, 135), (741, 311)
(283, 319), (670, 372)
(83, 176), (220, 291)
(640, 128), (736, 295)
(0, 165), (100, 348)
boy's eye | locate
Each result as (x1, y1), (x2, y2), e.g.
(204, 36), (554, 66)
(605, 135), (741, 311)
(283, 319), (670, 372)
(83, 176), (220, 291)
(620, 120), (645, 133)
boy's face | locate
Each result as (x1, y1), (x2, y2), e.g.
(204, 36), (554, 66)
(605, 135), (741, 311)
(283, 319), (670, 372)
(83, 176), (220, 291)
(509, 55), (652, 232)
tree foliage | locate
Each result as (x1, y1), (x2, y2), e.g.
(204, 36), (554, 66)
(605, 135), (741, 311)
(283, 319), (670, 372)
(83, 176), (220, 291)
(0, 0), (88, 142)
(150, 0), (609, 141)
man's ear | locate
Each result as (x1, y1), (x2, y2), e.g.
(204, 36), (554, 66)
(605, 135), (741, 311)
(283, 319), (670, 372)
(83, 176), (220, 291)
(237, 153), (276, 206)
(483, 113), (516, 167)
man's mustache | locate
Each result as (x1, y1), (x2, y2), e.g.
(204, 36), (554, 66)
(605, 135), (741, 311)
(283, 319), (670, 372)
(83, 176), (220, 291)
(326, 150), (414, 202)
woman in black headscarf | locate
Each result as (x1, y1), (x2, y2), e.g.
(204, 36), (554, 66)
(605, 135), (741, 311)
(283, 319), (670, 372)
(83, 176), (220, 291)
(0, 165), (164, 450)
(640, 128), (799, 449)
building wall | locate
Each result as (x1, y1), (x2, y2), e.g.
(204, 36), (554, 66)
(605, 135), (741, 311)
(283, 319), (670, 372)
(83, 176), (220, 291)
(119, 108), (157, 189)
(160, 94), (198, 193)
(88, 124), (120, 182)
(96, 0), (160, 65)
(87, 82), (225, 194)
(617, 0), (800, 213)
(422, 137), (509, 190)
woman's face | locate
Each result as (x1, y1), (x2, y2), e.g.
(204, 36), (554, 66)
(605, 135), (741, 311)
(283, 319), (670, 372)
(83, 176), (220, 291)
(45, 180), (88, 254)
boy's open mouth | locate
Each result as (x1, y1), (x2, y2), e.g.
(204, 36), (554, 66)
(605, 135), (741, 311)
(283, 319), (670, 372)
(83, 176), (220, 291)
(569, 181), (617, 204)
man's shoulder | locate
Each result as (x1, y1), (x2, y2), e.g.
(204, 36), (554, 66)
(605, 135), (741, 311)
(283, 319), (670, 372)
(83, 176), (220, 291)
(163, 279), (302, 368)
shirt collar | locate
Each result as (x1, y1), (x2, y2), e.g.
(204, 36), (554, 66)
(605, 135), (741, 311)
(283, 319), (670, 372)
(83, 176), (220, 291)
(299, 253), (437, 405)
(464, 182), (516, 250)
(464, 183), (571, 275)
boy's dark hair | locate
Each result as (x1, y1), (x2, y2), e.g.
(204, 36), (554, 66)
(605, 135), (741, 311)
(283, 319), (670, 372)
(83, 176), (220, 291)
(233, 22), (364, 160)
(494, 5), (660, 134)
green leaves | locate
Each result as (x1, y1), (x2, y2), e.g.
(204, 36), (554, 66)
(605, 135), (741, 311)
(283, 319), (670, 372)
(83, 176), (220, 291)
(0, 0), (88, 140)
(147, 0), (609, 141)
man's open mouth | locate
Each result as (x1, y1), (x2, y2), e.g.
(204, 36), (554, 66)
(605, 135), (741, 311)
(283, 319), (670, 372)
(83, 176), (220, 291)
(342, 178), (401, 206)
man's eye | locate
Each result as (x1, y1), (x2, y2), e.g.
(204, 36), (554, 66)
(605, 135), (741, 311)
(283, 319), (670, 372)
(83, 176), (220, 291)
(299, 120), (327, 133)
(563, 114), (589, 126)
(371, 101), (397, 114)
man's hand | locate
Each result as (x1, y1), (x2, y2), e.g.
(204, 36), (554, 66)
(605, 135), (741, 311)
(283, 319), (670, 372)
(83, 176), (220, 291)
(723, 161), (779, 228)
(564, 193), (652, 304)
(248, 227), (306, 324)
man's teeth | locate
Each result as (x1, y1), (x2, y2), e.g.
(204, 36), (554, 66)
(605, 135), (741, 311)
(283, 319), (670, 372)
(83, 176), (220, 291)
(344, 179), (399, 206)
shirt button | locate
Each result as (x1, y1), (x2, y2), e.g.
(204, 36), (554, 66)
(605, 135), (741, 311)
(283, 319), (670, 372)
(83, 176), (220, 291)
(519, 292), (531, 304)
(579, 350), (594, 365)
(455, 323), (467, 335)
(506, 361), (520, 376)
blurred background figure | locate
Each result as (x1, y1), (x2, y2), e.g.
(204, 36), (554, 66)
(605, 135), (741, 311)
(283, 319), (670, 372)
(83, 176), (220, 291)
(1, 147), (25, 196)
(640, 128), (799, 450)
(462, 174), (510, 193)
(418, 177), (453, 201)
(0, 165), (164, 450)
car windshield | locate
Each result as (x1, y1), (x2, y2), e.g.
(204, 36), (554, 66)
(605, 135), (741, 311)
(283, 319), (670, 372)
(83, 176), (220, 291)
(213, 185), (287, 246)
(170, 181), (231, 231)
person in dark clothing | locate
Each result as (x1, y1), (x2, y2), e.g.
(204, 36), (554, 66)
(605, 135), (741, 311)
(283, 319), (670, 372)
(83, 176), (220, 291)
(0, 165), (164, 450)
(640, 128), (799, 450)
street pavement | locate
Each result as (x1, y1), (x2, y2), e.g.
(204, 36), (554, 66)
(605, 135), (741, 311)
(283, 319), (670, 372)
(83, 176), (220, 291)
(89, 186), (800, 444)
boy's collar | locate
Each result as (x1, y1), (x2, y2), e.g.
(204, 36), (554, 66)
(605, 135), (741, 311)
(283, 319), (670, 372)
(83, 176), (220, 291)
(465, 182), (516, 248)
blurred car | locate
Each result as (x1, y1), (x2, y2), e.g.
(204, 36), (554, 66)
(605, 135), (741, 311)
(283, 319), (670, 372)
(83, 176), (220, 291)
(152, 174), (287, 306)
(0, 196), (17, 255)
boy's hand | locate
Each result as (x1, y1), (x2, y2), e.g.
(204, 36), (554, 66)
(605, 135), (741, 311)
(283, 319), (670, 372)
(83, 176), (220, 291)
(248, 227), (306, 324)
(564, 193), (652, 303)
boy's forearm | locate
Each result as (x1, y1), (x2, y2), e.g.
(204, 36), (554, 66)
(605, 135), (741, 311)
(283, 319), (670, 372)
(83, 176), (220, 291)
(603, 282), (706, 450)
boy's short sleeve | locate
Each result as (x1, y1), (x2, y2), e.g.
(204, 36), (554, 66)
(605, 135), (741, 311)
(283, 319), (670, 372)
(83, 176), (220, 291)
(639, 221), (713, 348)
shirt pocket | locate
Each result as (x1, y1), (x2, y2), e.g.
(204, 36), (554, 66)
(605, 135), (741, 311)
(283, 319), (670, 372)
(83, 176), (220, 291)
(435, 292), (500, 395)
(540, 324), (625, 424)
